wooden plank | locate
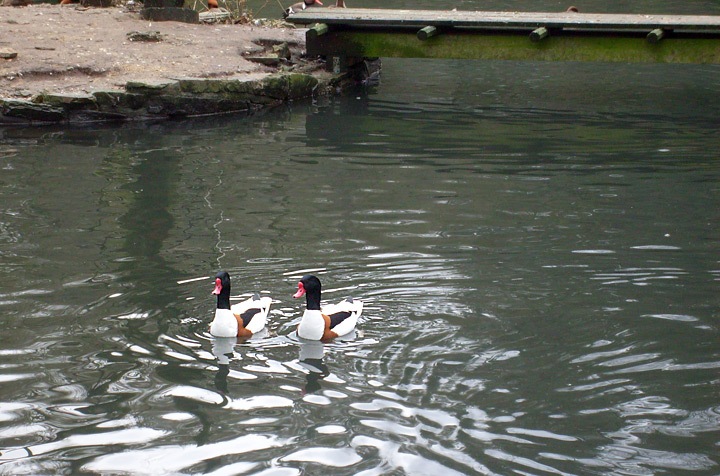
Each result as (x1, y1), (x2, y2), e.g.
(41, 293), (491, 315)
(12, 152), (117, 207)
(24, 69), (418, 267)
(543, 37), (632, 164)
(287, 8), (720, 32)
(307, 29), (720, 64)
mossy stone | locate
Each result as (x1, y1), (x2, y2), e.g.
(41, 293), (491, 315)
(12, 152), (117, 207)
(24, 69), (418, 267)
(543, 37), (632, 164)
(40, 93), (97, 110)
(0, 99), (65, 122)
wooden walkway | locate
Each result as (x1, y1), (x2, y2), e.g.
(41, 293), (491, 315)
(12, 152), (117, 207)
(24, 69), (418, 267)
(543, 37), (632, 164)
(286, 9), (720, 65)
(288, 9), (720, 32)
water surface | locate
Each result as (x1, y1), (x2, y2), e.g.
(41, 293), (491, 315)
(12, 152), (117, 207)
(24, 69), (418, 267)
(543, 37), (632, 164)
(1, 44), (719, 476)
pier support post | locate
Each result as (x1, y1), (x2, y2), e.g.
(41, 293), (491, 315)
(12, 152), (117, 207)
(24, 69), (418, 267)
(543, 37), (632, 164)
(530, 27), (549, 42)
(647, 28), (666, 43)
(417, 26), (438, 41)
(307, 23), (330, 41)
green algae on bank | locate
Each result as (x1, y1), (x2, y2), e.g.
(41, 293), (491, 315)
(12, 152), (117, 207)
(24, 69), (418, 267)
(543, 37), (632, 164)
(0, 69), (372, 125)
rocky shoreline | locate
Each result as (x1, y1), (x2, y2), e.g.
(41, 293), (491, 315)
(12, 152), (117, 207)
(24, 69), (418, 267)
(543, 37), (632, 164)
(0, 69), (367, 125)
(0, 4), (376, 125)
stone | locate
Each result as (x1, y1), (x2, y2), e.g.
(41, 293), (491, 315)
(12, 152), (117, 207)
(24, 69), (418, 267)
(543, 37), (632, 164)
(272, 42), (291, 60)
(92, 90), (148, 110)
(286, 73), (319, 98)
(143, 0), (184, 7)
(39, 93), (97, 110)
(0, 99), (65, 122)
(246, 54), (281, 66)
(135, 93), (251, 118)
(1, 70), (342, 125)
(127, 31), (164, 42)
(125, 80), (177, 93)
(199, 10), (232, 23)
(176, 78), (226, 94)
(92, 90), (126, 107)
(0, 49), (18, 60)
(223, 79), (260, 94)
(260, 74), (318, 100)
(67, 110), (129, 123)
(260, 74), (289, 99)
(81, 0), (113, 6)
(139, 7), (199, 24)
(240, 43), (265, 56)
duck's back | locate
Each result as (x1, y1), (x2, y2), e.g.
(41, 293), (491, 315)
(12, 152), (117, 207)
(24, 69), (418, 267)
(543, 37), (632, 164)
(323, 298), (363, 337)
(231, 296), (272, 334)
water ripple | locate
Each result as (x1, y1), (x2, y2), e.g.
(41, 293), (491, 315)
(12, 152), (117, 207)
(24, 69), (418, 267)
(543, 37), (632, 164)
(82, 434), (286, 475)
(2, 75), (719, 476)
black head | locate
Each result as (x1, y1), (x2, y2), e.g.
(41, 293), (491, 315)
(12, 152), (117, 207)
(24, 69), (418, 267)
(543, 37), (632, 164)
(293, 274), (321, 297)
(212, 271), (231, 309)
(293, 274), (322, 310)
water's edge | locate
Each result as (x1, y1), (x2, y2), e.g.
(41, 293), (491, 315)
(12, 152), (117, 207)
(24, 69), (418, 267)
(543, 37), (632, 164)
(0, 65), (378, 125)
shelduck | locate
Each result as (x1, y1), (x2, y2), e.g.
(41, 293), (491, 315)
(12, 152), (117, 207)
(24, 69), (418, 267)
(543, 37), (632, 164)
(210, 271), (272, 338)
(283, 0), (322, 18)
(293, 275), (362, 341)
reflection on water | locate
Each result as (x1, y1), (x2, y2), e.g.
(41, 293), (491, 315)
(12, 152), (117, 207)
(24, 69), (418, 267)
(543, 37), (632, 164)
(212, 336), (236, 395)
(1, 55), (720, 475)
(298, 338), (329, 395)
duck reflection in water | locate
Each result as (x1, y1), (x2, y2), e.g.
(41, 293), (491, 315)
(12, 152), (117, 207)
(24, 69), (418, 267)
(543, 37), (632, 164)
(211, 336), (237, 395)
(298, 338), (328, 394)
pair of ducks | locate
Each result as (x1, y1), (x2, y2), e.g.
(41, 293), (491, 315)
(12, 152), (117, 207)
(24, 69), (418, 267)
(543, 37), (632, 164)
(210, 272), (363, 341)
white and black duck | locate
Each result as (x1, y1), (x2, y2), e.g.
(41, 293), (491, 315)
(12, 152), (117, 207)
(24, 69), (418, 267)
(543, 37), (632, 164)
(210, 271), (271, 338)
(293, 274), (362, 341)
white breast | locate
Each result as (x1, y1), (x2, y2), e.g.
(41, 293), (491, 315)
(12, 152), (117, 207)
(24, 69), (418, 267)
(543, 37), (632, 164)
(210, 308), (238, 337)
(297, 309), (325, 340)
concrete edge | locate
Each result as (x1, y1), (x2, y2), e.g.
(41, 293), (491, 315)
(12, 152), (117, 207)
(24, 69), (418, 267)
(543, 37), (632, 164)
(0, 65), (378, 126)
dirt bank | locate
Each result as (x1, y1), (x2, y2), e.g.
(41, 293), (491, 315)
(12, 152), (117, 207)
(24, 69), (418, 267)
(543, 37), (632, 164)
(0, 3), (376, 124)
(0, 4), (312, 98)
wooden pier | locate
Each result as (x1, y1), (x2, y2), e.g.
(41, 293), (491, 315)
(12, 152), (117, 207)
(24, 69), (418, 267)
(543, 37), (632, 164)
(286, 9), (720, 68)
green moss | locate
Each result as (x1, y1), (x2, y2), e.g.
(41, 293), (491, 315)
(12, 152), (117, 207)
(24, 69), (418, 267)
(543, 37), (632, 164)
(0, 99), (66, 122)
(286, 73), (319, 98)
(125, 80), (178, 94)
(321, 31), (720, 64)
(3, 72), (342, 125)
(40, 93), (97, 110)
(92, 91), (147, 111)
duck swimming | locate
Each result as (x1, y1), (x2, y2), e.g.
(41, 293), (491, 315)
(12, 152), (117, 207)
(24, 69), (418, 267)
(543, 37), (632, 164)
(210, 271), (272, 338)
(293, 274), (362, 341)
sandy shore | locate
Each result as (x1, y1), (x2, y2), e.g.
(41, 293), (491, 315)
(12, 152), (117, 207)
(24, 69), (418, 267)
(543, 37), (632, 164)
(0, 4), (307, 99)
